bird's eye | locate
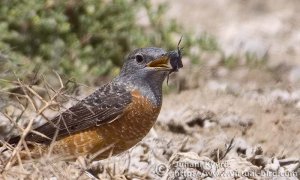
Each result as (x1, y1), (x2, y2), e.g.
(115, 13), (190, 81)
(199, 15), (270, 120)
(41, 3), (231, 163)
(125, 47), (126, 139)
(135, 54), (144, 63)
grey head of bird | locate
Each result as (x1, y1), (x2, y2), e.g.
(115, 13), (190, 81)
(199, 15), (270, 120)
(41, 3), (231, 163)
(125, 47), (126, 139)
(114, 47), (183, 106)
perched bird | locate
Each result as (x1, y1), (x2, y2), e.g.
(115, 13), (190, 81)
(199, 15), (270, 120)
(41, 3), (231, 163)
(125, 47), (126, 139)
(8, 46), (183, 160)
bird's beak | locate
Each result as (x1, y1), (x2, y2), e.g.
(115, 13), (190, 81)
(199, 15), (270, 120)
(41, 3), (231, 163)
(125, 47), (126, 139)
(146, 55), (172, 71)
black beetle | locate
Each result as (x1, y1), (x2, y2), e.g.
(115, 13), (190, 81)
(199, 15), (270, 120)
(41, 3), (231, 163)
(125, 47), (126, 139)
(167, 37), (183, 84)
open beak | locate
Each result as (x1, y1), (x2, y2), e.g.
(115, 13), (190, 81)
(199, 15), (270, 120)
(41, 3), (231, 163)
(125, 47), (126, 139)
(146, 55), (172, 71)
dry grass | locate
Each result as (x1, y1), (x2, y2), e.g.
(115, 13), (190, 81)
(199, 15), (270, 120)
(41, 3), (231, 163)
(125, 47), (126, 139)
(0, 72), (79, 178)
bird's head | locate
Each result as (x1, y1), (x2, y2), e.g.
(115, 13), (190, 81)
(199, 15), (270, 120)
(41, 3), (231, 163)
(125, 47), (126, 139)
(117, 47), (183, 86)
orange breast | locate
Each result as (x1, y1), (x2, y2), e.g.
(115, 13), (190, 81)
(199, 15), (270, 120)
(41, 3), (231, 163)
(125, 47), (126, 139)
(46, 90), (160, 160)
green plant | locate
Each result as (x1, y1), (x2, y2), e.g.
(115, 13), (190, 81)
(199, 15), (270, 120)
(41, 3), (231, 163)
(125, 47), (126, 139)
(196, 33), (219, 51)
(222, 54), (239, 69)
(0, 0), (184, 86)
(245, 52), (268, 67)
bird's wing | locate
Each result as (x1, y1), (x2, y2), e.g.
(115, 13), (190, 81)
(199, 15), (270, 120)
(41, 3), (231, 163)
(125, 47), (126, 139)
(17, 83), (132, 144)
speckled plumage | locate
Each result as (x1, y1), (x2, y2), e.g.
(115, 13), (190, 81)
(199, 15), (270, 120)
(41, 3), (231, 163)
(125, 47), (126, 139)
(8, 47), (182, 160)
(53, 90), (159, 159)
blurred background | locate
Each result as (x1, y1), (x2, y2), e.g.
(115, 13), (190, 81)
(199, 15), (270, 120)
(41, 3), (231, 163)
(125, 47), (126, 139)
(0, 0), (300, 178)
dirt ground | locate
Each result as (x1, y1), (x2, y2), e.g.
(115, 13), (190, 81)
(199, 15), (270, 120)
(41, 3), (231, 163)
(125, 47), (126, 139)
(1, 0), (300, 179)
(150, 0), (300, 179)
(105, 0), (300, 179)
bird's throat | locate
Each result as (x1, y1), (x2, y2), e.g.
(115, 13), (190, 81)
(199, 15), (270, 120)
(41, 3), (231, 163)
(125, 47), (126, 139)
(114, 73), (166, 107)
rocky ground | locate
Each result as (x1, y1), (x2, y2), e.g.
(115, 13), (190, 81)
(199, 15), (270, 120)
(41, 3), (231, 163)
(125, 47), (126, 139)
(1, 0), (300, 179)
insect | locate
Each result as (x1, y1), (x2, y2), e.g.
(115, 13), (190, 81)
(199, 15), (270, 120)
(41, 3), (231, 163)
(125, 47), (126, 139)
(167, 36), (183, 84)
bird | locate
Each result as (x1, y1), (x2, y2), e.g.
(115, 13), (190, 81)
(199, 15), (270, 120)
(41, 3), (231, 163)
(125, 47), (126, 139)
(7, 46), (183, 161)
